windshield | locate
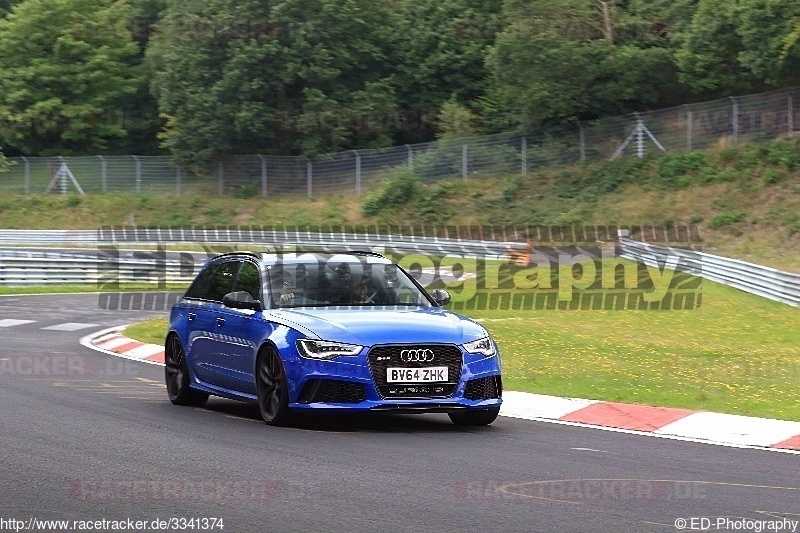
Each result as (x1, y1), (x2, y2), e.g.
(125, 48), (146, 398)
(266, 254), (433, 309)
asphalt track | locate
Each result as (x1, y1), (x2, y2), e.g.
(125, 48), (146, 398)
(0, 294), (797, 533)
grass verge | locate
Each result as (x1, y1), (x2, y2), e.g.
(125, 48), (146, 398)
(124, 317), (168, 346)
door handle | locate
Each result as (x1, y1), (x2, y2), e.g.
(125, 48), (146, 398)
(216, 317), (225, 327)
(188, 313), (196, 321)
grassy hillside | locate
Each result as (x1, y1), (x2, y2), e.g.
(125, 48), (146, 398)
(2, 137), (800, 270)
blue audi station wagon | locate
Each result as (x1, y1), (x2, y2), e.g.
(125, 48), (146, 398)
(165, 251), (502, 426)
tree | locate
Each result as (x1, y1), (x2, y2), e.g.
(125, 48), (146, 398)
(150, 0), (399, 168)
(0, 0), (21, 17)
(392, 0), (501, 143)
(735, 0), (800, 86)
(486, 0), (681, 130)
(0, 0), (144, 155)
(675, 0), (799, 94)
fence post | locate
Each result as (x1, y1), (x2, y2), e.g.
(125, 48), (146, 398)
(59, 156), (67, 195)
(98, 155), (107, 193)
(635, 113), (644, 158)
(685, 105), (693, 151)
(406, 145), (413, 169)
(21, 157), (29, 194)
(218, 160), (224, 196)
(520, 137), (527, 175)
(306, 160), (313, 198)
(730, 97), (739, 144)
(789, 94), (794, 137)
(259, 155), (267, 197)
(133, 155), (141, 194)
(579, 123), (586, 162)
(176, 167), (182, 196)
(353, 150), (361, 195)
(462, 143), (468, 180)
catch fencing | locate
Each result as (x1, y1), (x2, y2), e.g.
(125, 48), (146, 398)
(3, 86), (799, 197)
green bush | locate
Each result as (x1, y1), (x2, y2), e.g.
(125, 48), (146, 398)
(653, 152), (712, 188)
(232, 183), (260, 199)
(362, 168), (419, 216)
(709, 211), (746, 229)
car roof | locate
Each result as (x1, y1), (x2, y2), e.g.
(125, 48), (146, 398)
(210, 250), (392, 265)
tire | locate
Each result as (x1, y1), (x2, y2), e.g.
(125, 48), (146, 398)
(448, 406), (500, 426)
(165, 335), (209, 407)
(256, 348), (293, 426)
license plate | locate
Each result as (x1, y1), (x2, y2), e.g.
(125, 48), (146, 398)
(386, 366), (448, 383)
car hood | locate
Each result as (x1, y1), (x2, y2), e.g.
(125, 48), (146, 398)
(267, 306), (487, 346)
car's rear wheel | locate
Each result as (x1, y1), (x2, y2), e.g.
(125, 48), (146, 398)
(448, 406), (500, 426)
(256, 348), (292, 426)
(165, 335), (208, 406)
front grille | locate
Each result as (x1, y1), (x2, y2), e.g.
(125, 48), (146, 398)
(463, 375), (502, 400)
(298, 379), (367, 403)
(368, 344), (463, 399)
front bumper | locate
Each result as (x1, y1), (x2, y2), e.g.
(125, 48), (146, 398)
(284, 348), (502, 412)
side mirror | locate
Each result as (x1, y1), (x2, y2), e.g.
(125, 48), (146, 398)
(430, 289), (451, 306)
(223, 291), (263, 311)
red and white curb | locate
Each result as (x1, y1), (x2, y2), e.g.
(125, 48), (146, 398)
(80, 326), (165, 366)
(82, 326), (800, 453)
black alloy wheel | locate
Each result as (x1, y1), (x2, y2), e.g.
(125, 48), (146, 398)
(165, 335), (209, 406)
(256, 349), (292, 426)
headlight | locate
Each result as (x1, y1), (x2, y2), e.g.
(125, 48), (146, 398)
(296, 339), (363, 360)
(462, 337), (496, 357)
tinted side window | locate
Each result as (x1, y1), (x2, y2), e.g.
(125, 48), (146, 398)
(184, 264), (218, 300)
(207, 260), (239, 302)
(233, 261), (261, 301)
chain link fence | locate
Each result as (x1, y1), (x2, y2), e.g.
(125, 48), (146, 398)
(3, 87), (799, 197)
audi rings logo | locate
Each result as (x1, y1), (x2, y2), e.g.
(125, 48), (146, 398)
(400, 349), (435, 363)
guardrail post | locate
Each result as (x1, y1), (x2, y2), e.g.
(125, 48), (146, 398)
(218, 160), (224, 196)
(730, 97), (739, 144)
(520, 137), (527, 175)
(579, 123), (586, 163)
(406, 145), (413, 169)
(789, 94), (794, 137)
(176, 167), (182, 196)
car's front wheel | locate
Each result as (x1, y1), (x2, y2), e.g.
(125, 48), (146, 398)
(165, 335), (208, 406)
(448, 406), (500, 426)
(256, 348), (293, 426)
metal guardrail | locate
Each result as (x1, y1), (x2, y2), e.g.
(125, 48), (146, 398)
(619, 237), (800, 307)
(0, 228), (526, 285)
(0, 253), (204, 286)
(3, 231), (799, 307)
(0, 228), (527, 257)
